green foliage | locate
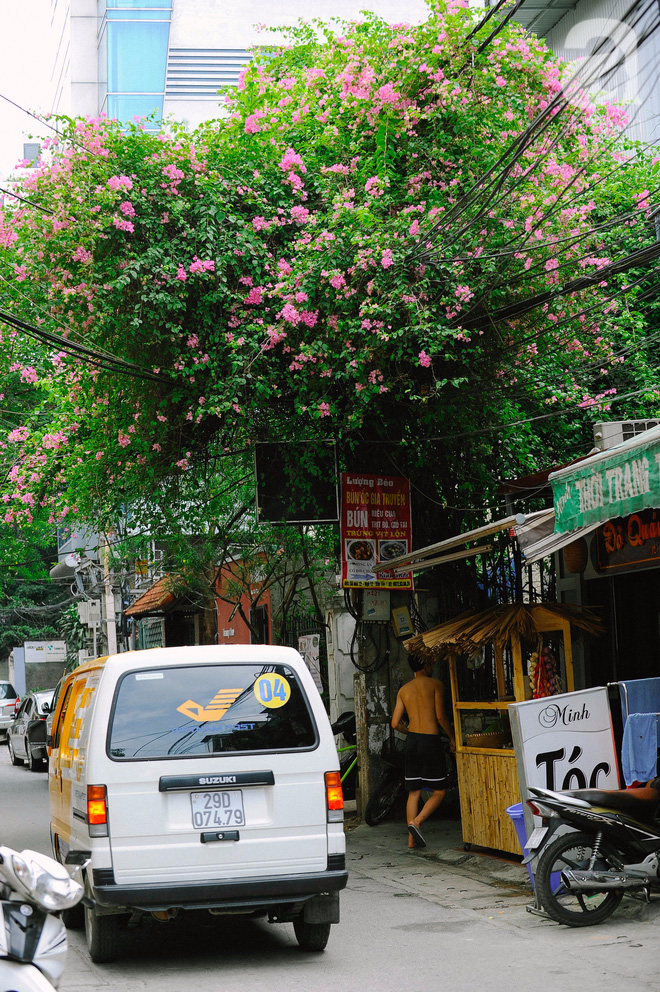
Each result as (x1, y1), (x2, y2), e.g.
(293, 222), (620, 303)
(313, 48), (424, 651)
(0, 531), (67, 657)
(0, 0), (658, 554)
(56, 603), (87, 668)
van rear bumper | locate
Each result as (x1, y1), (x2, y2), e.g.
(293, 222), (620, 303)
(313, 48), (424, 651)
(92, 869), (348, 912)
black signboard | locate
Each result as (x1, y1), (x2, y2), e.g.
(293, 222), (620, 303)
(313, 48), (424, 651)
(594, 508), (660, 573)
(254, 441), (339, 524)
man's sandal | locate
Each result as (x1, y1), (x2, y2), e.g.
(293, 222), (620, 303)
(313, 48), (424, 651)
(408, 823), (426, 848)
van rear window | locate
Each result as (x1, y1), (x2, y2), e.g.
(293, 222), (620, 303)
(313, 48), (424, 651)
(108, 664), (317, 759)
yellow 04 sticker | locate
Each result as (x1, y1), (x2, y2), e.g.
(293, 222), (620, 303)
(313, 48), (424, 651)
(254, 674), (291, 709)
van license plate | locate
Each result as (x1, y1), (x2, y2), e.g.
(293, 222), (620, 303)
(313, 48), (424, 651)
(190, 791), (245, 828)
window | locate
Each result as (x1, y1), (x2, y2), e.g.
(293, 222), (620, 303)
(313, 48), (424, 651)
(101, 1), (171, 128)
(53, 684), (73, 749)
(17, 699), (31, 719)
(36, 692), (54, 717)
(107, 0), (172, 7)
(106, 95), (164, 126)
(107, 21), (170, 93)
(0, 683), (16, 700)
(109, 663), (317, 759)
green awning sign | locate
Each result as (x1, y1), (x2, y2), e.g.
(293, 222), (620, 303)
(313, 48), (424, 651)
(550, 431), (660, 533)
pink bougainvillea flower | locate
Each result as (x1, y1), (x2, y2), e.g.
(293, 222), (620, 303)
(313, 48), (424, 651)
(279, 148), (306, 173)
(244, 286), (263, 305)
(189, 256), (215, 274)
(281, 303), (300, 324)
(107, 175), (133, 191)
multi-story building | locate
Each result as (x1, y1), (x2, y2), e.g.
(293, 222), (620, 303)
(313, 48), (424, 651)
(51, 0), (429, 130)
(51, 0), (659, 144)
(514, 0), (659, 146)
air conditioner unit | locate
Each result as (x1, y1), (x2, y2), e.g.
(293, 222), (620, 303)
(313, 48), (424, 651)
(593, 420), (660, 451)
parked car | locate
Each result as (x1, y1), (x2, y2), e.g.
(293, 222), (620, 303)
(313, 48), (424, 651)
(45, 675), (66, 739)
(8, 689), (55, 771)
(0, 681), (19, 740)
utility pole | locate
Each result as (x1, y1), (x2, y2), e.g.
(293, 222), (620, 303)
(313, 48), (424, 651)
(102, 534), (118, 655)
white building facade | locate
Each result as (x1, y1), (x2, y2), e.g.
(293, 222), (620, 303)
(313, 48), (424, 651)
(51, 0), (429, 130)
(514, 0), (659, 146)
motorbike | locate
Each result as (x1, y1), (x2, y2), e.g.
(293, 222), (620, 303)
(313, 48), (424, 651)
(525, 782), (660, 926)
(0, 846), (85, 990)
(331, 711), (358, 802)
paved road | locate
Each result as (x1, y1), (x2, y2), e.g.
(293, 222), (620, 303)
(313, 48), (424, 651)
(2, 743), (660, 992)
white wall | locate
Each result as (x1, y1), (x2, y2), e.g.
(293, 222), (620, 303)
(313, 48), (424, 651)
(164, 0), (430, 130)
(545, 0), (660, 145)
(169, 0), (429, 50)
(326, 608), (357, 724)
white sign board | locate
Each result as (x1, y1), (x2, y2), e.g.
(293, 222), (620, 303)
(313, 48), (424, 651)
(24, 640), (67, 664)
(510, 686), (620, 840)
(298, 634), (323, 692)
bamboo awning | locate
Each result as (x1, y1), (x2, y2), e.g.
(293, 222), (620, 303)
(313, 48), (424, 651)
(404, 602), (603, 660)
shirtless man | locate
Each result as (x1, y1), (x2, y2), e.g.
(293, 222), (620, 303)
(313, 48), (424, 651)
(391, 654), (456, 849)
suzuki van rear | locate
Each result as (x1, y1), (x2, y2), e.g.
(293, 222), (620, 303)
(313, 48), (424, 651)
(48, 645), (347, 962)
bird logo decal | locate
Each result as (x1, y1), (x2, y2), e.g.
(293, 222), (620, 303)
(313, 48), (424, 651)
(177, 688), (243, 722)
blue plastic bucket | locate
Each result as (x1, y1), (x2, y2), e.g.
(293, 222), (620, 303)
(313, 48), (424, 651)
(506, 802), (535, 889)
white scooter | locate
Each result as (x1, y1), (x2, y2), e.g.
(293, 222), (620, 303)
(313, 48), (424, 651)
(0, 846), (84, 991)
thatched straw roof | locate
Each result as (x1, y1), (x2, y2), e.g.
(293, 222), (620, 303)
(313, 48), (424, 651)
(404, 603), (603, 660)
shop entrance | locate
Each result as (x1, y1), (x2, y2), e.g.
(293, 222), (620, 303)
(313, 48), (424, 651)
(584, 570), (660, 684)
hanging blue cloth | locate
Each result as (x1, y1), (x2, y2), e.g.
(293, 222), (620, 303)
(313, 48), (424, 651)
(619, 678), (660, 739)
(621, 712), (659, 786)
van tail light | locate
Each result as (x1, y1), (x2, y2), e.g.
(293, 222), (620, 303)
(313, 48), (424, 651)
(325, 771), (344, 822)
(88, 785), (109, 837)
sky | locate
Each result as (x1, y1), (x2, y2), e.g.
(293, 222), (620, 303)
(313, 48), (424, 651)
(0, 1), (52, 181)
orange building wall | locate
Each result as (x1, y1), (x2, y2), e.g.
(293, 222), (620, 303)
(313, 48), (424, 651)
(215, 564), (272, 645)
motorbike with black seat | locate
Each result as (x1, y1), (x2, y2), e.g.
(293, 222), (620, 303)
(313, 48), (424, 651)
(525, 780), (660, 926)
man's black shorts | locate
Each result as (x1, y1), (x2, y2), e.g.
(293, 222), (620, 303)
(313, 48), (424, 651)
(405, 731), (449, 792)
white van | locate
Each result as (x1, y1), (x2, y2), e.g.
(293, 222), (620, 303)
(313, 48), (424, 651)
(48, 645), (347, 962)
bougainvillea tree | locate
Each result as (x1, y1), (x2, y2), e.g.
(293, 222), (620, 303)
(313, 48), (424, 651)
(1, 0), (659, 576)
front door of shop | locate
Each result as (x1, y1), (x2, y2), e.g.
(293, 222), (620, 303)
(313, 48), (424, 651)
(585, 570), (660, 684)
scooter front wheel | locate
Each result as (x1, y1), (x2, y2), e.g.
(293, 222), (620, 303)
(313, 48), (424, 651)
(536, 830), (624, 927)
(364, 776), (403, 826)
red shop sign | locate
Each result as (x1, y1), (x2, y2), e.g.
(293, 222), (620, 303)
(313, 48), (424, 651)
(340, 473), (413, 589)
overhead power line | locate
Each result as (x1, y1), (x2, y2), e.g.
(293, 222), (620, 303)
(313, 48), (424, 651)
(0, 308), (168, 384)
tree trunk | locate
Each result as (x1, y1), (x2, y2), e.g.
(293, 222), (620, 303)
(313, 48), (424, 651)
(200, 561), (219, 644)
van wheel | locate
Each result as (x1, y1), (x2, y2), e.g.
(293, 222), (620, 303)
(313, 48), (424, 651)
(85, 904), (121, 963)
(8, 739), (23, 766)
(293, 919), (331, 952)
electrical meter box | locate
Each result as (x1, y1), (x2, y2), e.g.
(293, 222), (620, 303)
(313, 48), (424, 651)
(391, 606), (413, 637)
(361, 589), (391, 622)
